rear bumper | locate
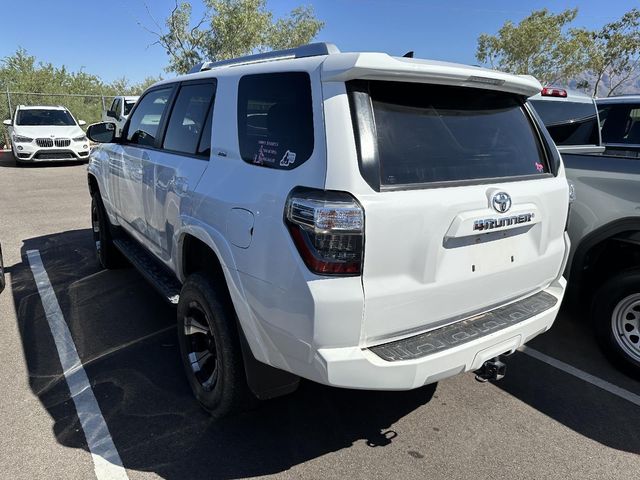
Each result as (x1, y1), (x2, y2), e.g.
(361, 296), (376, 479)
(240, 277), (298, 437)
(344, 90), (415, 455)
(306, 277), (565, 390)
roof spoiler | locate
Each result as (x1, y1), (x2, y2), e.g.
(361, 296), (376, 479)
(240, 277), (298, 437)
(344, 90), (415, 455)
(188, 42), (340, 74)
(322, 53), (543, 97)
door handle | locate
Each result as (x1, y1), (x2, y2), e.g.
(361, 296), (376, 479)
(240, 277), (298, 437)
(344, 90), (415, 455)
(217, 151), (227, 157)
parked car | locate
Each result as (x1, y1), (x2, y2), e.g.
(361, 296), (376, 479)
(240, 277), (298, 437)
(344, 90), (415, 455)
(102, 96), (139, 137)
(86, 43), (570, 418)
(530, 87), (640, 374)
(3, 105), (89, 164)
(596, 95), (640, 158)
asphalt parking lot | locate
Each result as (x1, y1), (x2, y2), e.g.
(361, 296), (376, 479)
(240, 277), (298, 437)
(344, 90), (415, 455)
(0, 151), (639, 480)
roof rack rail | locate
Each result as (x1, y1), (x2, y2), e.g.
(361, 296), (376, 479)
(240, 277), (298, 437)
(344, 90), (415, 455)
(188, 42), (340, 74)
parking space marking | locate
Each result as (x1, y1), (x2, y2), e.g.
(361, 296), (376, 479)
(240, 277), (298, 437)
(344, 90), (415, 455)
(27, 250), (129, 480)
(519, 345), (640, 407)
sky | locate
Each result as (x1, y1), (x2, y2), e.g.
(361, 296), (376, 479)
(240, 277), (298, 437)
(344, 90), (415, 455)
(2, 0), (639, 84)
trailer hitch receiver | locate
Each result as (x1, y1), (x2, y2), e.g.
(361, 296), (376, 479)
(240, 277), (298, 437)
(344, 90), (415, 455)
(474, 356), (507, 382)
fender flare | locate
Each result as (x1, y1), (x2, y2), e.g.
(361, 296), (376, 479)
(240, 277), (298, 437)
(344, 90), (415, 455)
(175, 218), (299, 399)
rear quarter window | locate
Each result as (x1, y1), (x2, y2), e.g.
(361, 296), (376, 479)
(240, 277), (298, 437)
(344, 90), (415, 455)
(348, 81), (549, 188)
(237, 72), (314, 169)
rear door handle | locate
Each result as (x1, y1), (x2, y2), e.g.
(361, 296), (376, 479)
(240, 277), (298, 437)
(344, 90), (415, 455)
(217, 151), (227, 157)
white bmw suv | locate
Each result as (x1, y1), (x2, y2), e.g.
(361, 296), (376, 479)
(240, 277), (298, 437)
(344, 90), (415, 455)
(86, 43), (570, 418)
(4, 105), (90, 164)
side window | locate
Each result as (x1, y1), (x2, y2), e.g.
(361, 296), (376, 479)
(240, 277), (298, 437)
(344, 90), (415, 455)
(110, 98), (119, 112)
(125, 88), (172, 147)
(598, 104), (640, 144)
(237, 72), (314, 169)
(626, 108), (640, 143)
(163, 82), (216, 155)
(197, 105), (213, 157)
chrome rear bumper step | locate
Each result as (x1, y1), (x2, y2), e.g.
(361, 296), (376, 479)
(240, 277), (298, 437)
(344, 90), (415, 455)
(369, 291), (558, 362)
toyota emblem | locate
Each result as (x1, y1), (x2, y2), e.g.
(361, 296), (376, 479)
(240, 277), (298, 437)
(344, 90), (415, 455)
(491, 192), (512, 213)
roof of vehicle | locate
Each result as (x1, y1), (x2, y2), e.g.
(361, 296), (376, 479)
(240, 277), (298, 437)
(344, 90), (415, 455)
(17, 105), (68, 110)
(596, 95), (640, 105)
(530, 87), (594, 104)
(153, 43), (542, 98)
(118, 96), (139, 102)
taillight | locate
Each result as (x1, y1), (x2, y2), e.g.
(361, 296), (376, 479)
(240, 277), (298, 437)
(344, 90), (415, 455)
(285, 188), (364, 276)
(541, 87), (567, 97)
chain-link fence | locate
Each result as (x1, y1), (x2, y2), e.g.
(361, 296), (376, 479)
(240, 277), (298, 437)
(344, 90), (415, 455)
(1, 90), (117, 147)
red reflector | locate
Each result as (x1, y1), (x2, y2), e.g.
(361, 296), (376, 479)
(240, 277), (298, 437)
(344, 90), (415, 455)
(289, 225), (362, 275)
(541, 87), (567, 98)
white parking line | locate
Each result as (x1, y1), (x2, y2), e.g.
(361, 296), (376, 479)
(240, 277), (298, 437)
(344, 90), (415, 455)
(519, 345), (640, 407)
(27, 250), (129, 480)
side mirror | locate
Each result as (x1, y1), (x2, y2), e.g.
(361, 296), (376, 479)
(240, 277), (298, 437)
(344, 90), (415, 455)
(3, 119), (11, 126)
(87, 122), (116, 143)
(78, 120), (87, 126)
(106, 110), (118, 120)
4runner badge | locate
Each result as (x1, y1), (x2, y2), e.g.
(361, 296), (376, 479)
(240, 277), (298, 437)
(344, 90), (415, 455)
(473, 213), (535, 232)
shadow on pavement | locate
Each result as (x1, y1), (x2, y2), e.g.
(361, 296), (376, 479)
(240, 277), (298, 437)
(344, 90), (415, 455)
(10, 228), (437, 479)
(494, 303), (640, 455)
(498, 348), (640, 454)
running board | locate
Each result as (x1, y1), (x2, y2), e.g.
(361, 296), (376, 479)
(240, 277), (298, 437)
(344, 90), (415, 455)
(113, 238), (181, 304)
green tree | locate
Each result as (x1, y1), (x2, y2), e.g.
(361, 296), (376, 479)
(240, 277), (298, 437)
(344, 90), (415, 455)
(476, 9), (589, 85)
(580, 8), (640, 97)
(0, 48), (162, 129)
(147, 0), (324, 74)
(110, 75), (164, 95)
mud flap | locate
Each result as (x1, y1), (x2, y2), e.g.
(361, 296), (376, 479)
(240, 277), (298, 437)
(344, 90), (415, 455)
(236, 321), (300, 400)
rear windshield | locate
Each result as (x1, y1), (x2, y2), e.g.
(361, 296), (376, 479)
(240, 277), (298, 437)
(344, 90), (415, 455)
(348, 81), (548, 187)
(529, 99), (600, 146)
(16, 109), (76, 126)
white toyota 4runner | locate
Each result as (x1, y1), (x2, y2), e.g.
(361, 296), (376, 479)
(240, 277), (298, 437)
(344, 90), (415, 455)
(86, 43), (570, 418)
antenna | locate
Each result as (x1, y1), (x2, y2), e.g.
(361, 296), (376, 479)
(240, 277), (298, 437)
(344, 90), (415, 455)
(402, 51), (414, 58)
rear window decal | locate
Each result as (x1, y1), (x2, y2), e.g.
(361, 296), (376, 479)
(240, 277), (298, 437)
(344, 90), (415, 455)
(280, 150), (297, 167)
(253, 140), (279, 165)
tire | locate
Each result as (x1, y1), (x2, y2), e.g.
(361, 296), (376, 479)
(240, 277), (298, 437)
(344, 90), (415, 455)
(91, 193), (124, 269)
(177, 273), (256, 418)
(592, 269), (640, 375)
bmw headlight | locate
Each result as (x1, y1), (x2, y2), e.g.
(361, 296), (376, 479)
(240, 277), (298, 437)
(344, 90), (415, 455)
(13, 135), (33, 143)
(73, 135), (88, 142)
